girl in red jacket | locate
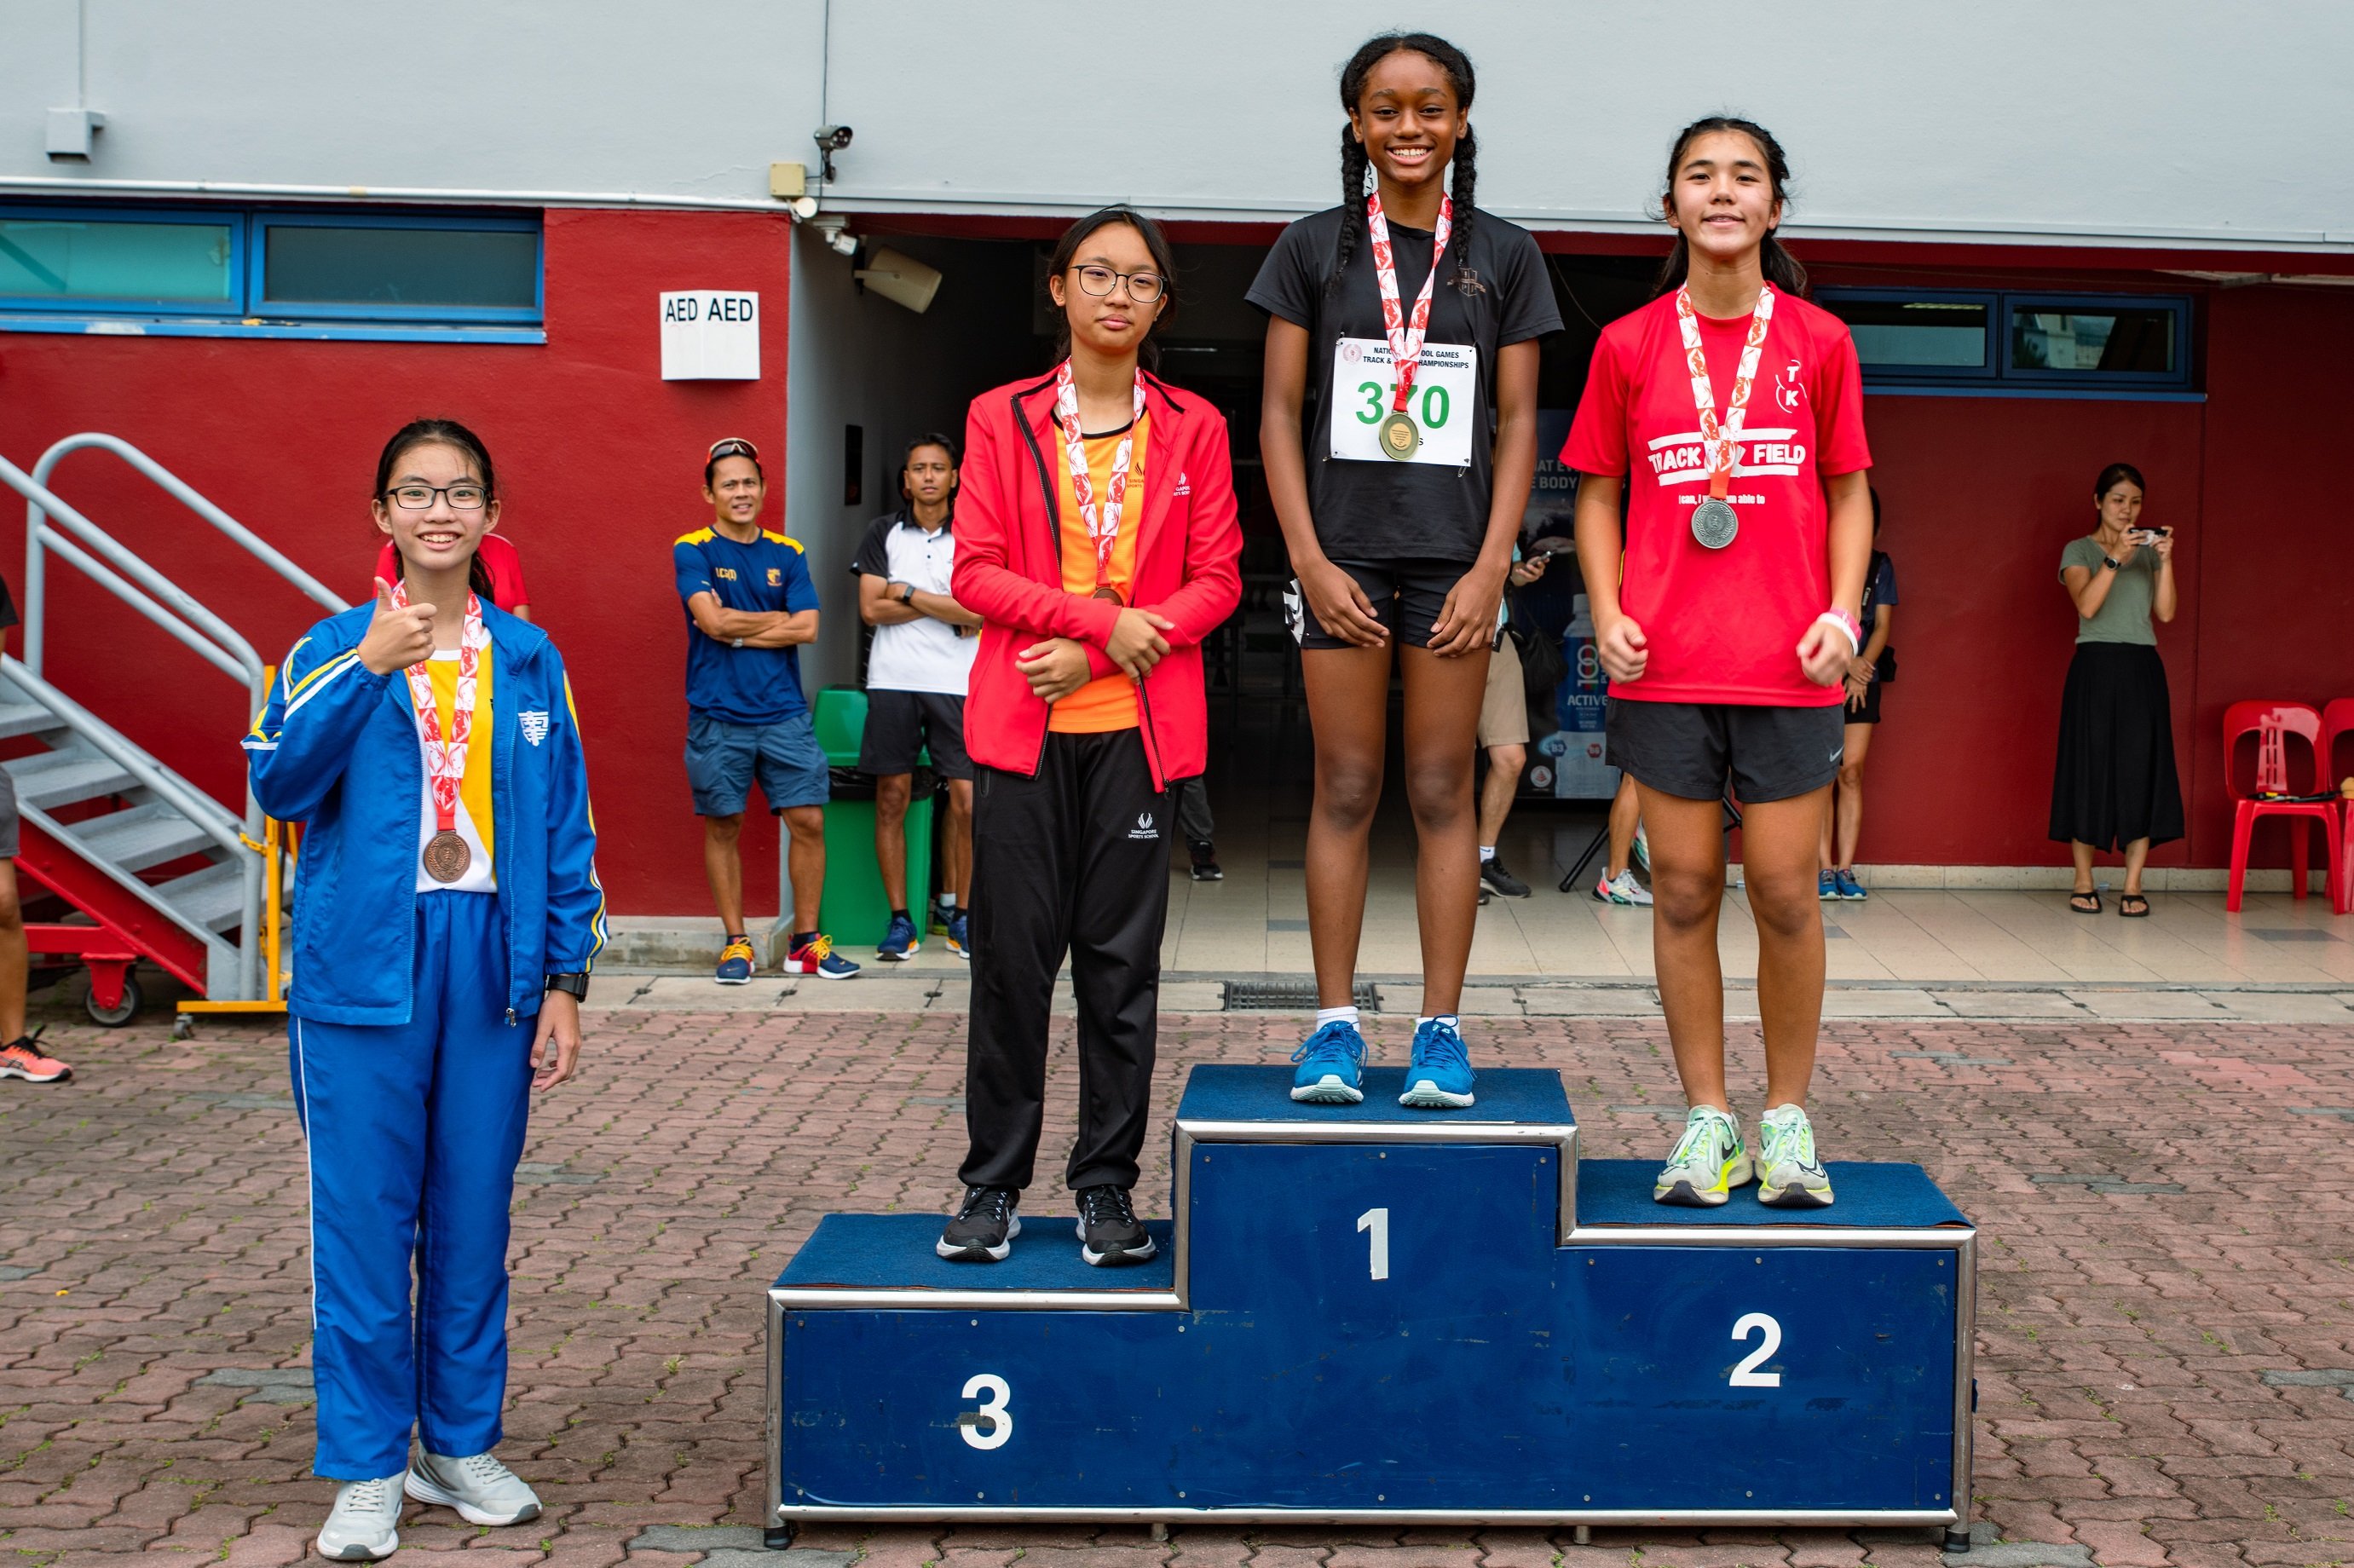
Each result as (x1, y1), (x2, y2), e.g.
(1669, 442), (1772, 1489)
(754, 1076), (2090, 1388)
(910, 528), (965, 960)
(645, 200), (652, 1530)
(941, 206), (1243, 1267)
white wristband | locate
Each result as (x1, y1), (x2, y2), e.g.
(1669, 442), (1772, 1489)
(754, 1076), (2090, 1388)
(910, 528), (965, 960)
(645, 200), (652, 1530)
(1816, 609), (1861, 654)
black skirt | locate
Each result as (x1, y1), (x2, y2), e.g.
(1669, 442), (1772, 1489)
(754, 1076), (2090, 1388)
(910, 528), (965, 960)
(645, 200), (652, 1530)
(2048, 643), (2184, 850)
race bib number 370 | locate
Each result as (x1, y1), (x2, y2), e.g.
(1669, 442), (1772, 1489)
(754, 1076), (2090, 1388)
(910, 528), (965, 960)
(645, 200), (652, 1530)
(1330, 337), (1478, 467)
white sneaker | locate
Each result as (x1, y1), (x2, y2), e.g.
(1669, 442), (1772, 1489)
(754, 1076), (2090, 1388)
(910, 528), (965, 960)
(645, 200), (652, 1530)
(1633, 823), (1650, 873)
(405, 1450), (543, 1526)
(1594, 868), (1654, 907)
(1757, 1103), (1834, 1208)
(318, 1472), (405, 1560)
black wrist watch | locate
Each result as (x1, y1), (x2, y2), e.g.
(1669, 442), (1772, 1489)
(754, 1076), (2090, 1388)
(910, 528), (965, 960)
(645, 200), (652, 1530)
(544, 971), (590, 1001)
(2102, 555), (2121, 571)
(899, 582), (915, 605)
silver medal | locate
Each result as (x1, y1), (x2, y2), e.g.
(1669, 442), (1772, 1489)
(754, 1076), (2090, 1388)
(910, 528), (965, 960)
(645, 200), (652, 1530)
(1691, 497), (1740, 550)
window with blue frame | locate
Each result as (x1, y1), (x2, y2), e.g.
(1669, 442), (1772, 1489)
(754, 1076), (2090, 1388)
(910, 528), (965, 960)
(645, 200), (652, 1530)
(1818, 287), (2194, 395)
(0, 202), (543, 339)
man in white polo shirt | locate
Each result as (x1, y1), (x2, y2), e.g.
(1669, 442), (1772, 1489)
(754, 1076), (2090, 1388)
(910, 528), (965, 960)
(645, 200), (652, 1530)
(851, 435), (981, 960)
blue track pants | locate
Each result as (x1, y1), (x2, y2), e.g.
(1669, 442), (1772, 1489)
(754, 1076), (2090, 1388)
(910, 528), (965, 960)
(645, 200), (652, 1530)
(289, 890), (534, 1479)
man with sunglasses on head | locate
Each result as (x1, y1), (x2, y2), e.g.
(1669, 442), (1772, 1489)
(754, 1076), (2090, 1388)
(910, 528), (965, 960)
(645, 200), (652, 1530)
(675, 437), (860, 984)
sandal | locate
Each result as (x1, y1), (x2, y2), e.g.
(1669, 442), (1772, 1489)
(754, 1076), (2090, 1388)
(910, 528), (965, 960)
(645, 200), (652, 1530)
(2119, 893), (2149, 918)
(2068, 891), (2101, 914)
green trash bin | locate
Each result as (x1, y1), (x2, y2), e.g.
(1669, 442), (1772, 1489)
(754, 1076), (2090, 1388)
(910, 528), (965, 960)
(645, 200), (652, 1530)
(811, 686), (934, 948)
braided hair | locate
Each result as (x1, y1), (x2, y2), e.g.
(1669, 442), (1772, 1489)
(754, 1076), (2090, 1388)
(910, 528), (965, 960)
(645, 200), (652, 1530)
(1653, 115), (1809, 298)
(1329, 32), (1480, 297)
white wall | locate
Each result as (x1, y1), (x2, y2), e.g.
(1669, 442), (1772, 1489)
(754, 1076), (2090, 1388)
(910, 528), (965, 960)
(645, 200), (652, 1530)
(4, 0), (2349, 253)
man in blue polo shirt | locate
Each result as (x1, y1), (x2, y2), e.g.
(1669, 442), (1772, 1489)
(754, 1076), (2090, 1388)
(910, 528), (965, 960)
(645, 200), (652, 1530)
(674, 437), (859, 982)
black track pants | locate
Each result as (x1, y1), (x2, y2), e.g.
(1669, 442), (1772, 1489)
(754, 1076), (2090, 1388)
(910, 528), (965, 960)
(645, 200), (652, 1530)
(961, 729), (1170, 1194)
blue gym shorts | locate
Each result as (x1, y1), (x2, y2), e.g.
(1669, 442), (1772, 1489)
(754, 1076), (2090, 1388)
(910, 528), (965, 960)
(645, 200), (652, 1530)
(685, 712), (830, 816)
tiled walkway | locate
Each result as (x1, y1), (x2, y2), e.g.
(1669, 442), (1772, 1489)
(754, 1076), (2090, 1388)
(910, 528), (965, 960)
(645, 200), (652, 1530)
(7, 1003), (2354, 1567)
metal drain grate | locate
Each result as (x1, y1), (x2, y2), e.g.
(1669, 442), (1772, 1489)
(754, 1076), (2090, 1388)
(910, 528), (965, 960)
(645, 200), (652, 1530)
(1223, 979), (1379, 1012)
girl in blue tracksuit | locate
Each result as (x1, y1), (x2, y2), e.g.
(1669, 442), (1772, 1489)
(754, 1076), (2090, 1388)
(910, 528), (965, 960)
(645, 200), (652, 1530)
(244, 418), (604, 1561)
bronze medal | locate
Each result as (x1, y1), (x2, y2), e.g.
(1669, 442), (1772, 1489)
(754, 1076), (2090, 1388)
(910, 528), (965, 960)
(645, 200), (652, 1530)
(1091, 585), (1123, 604)
(1379, 410), (1421, 461)
(422, 830), (471, 884)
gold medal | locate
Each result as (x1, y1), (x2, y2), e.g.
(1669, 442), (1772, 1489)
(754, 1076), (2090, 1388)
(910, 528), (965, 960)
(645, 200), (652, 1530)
(1379, 410), (1421, 461)
(1091, 585), (1124, 604)
(422, 830), (471, 884)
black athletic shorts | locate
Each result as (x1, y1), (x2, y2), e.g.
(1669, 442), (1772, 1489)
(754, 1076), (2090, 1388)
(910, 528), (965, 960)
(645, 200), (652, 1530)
(1606, 698), (1845, 804)
(1287, 557), (1472, 651)
(858, 689), (972, 780)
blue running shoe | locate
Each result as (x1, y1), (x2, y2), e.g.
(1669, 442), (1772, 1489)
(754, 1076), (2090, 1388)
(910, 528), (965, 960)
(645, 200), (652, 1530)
(1835, 868), (1868, 902)
(1289, 1020), (1365, 1104)
(714, 935), (757, 986)
(785, 933), (861, 981)
(946, 910), (971, 960)
(1399, 1017), (1475, 1109)
(876, 913), (920, 961)
(1817, 870), (1840, 901)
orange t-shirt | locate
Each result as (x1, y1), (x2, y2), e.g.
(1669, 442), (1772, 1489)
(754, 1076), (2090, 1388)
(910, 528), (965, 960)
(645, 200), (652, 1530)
(1047, 412), (1149, 734)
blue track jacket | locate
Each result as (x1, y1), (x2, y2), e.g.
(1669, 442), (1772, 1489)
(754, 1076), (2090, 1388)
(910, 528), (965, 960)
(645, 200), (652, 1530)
(244, 602), (607, 1025)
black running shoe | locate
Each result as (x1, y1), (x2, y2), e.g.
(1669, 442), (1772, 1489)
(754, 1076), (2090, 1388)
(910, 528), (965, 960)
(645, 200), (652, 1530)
(1188, 840), (1224, 881)
(1075, 1185), (1157, 1266)
(1480, 856), (1531, 899)
(936, 1185), (1020, 1262)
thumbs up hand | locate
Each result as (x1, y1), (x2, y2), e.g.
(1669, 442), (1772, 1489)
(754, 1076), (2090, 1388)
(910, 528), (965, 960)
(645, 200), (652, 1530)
(356, 577), (437, 674)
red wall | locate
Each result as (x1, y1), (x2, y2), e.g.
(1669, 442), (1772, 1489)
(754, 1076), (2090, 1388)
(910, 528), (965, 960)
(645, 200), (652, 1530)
(1847, 285), (2354, 871)
(0, 207), (794, 916)
(4, 219), (2348, 902)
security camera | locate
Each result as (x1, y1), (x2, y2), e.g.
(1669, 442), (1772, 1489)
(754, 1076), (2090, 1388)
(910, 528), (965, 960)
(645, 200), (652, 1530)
(812, 124), (854, 182)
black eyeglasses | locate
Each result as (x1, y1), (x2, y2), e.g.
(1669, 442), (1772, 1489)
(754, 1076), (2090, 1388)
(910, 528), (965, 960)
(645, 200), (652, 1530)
(388, 483), (488, 510)
(1070, 264), (1166, 303)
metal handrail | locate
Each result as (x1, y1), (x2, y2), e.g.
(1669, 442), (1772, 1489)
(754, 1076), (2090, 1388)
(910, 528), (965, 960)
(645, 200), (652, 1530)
(0, 658), (244, 850)
(29, 432), (347, 632)
(2, 435), (344, 1000)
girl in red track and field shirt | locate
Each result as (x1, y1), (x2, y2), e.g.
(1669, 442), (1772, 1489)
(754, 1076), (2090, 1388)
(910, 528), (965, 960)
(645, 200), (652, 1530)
(1566, 116), (1872, 1212)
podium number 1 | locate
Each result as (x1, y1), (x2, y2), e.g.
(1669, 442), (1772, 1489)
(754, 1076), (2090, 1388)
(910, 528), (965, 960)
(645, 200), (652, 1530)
(1357, 1208), (1389, 1280)
(1729, 1312), (1783, 1387)
(960, 1373), (1013, 1450)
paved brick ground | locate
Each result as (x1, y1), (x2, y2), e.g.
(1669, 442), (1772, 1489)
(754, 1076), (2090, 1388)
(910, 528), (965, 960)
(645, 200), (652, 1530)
(5, 1005), (2353, 1567)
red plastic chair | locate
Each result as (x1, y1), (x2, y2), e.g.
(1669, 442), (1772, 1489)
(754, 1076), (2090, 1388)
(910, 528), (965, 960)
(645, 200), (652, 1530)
(2324, 698), (2354, 914)
(2224, 700), (2343, 914)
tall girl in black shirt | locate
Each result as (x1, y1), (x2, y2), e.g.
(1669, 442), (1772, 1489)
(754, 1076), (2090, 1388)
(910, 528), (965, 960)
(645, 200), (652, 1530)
(1250, 32), (1560, 1109)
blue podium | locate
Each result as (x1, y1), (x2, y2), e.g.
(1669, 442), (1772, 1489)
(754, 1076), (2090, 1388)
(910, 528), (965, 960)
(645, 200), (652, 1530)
(766, 1067), (1976, 1546)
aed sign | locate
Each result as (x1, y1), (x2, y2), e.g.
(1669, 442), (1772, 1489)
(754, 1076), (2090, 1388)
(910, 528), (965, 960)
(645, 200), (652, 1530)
(660, 290), (760, 381)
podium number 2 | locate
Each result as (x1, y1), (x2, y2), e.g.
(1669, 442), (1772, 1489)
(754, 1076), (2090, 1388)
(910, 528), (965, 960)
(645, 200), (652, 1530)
(1357, 1208), (1389, 1280)
(1729, 1312), (1783, 1387)
(960, 1373), (1013, 1450)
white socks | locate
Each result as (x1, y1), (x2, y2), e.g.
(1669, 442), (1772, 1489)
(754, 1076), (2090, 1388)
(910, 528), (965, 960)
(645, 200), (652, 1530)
(1416, 1014), (1461, 1031)
(1315, 1006), (1360, 1029)
(1479, 845), (1497, 862)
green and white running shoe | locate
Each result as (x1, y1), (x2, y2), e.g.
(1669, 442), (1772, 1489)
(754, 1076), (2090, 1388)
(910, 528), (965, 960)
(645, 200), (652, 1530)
(1756, 1102), (1834, 1208)
(1653, 1105), (1753, 1207)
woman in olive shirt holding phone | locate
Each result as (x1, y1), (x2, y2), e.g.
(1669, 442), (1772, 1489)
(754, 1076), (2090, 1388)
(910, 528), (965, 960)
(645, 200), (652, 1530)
(2050, 461), (2182, 917)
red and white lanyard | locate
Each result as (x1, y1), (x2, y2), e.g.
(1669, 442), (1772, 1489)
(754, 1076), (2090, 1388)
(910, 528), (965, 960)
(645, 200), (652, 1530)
(1674, 281), (1776, 502)
(1052, 359), (1146, 594)
(395, 584), (487, 842)
(1365, 190), (1453, 412)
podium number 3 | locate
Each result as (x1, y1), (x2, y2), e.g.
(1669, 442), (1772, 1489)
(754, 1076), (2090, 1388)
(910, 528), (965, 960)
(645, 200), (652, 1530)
(1729, 1312), (1783, 1387)
(1357, 1208), (1389, 1281)
(960, 1373), (1013, 1450)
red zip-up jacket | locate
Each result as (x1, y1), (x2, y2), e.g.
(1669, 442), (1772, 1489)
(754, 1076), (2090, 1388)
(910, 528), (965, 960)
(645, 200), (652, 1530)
(951, 367), (1243, 788)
